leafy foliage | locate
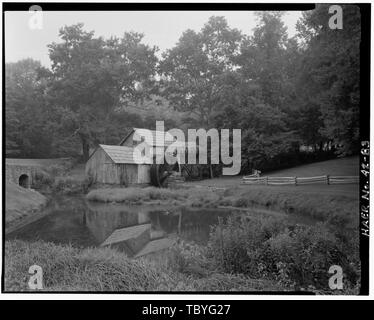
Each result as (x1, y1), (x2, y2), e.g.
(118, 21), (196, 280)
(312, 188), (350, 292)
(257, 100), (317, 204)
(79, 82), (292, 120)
(208, 215), (359, 292)
(160, 16), (242, 127)
(5, 59), (52, 157)
(46, 24), (159, 160)
(296, 4), (361, 155)
(6, 10), (360, 166)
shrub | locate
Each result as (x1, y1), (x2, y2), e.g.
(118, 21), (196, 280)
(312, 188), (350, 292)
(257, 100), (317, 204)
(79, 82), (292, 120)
(45, 160), (75, 176)
(208, 215), (287, 276)
(167, 240), (211, 276)
(265, 224), (359, 289)
(52, 177), (88, 195)
(33, 170), (54, 189)
(207, 215), (360, 292)
(32, 160), (77, 191)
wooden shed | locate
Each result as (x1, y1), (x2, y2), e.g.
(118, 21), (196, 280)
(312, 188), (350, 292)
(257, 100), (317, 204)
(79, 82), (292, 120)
(85, 144), (151, 185)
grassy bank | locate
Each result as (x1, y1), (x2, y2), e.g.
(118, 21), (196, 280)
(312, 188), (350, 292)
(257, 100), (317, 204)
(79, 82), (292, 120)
(220, 187), (358, 230)
(86, 186), (222, 207)
(86, 184), (358, 232)
(5, 160), (88, 232)
(5, 210), (359, 293)
(206, 215), (360, 293)
(4, 240), (282, 292)
(186, 156), (359, 189)
(5, 182), (48, 232)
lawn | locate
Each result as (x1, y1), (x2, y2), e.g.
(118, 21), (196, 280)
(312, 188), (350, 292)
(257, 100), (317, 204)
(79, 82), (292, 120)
(182, 156), (359, 230)
(266, 156), (359, 177)
(185, 156), (359, 199)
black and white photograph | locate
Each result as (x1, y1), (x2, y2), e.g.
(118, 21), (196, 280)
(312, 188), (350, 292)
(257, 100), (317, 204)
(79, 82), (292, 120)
(1, 2), (370, 299)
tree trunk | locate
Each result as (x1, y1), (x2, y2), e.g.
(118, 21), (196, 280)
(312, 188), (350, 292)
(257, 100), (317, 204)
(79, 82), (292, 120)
(80, 134), (90, 162)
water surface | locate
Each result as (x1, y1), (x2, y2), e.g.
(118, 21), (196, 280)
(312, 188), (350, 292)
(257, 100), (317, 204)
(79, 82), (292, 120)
(7, 195), (316, 253)
(7, 195), (234, 247)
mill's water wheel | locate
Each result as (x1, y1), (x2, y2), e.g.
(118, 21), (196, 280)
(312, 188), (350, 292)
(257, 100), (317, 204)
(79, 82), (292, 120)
(150, 162), (173, 187)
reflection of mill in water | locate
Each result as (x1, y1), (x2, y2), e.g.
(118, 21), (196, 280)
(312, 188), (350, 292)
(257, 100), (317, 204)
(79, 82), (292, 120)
(83, 202), (179, 258)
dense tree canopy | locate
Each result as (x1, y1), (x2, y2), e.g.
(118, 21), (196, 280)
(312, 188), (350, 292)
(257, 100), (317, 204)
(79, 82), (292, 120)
(5, 59), (51, 157)
(296, 4), (361, 155)
(6, 6), (361, 171)
(160, 16), (242, 127)
(44, 23), (158, 160)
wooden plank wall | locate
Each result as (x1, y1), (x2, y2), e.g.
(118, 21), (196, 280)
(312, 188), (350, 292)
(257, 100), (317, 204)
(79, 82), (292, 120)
(86, 146), (151, 185)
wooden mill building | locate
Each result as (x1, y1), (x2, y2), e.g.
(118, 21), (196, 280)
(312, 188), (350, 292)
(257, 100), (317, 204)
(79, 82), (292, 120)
(119, 128), (175, 156)
(85, 144), (152, 185)
(120, 127), (195, 172)
(86, 128), (181, 185)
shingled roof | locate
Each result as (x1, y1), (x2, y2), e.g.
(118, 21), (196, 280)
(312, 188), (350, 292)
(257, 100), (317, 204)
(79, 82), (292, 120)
(99, 144), (152, 164)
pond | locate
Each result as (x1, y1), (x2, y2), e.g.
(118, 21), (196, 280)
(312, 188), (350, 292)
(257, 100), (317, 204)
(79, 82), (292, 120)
(7, 195), (236, 254)
(6, 194), (315, 257)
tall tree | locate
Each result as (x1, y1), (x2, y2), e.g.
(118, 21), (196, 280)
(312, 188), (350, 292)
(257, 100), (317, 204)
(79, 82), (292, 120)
(237, 12), (292, 109)
(46, 23), (158, 160)
(5, 59), (52, 157)
(296, 4), (361, 155)
(232, 12), (299, 171)
(160, 16), (243, 127)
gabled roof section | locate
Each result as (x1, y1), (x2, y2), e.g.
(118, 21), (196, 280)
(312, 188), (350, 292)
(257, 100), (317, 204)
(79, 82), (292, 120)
(99, 144), (152, 164)
(119, 128), (175, 147)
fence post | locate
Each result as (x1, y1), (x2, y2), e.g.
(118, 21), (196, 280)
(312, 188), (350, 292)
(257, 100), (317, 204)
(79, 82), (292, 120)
(295, 176), (297, 186)
(327, 175), (330, 185)
(266, 176), (268, 185)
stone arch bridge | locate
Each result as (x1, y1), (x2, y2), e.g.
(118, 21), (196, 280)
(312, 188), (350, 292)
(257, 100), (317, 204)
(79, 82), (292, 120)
(6, 158), (70, 188)
(5, 159), (49, 188)
(5, 160), (41, 188)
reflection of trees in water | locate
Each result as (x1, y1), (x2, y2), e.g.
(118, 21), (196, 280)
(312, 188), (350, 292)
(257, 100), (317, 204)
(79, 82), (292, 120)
(83, 201), (232, 245)
(85, 202), (149, 243)
(84, 202), (178, 243)
(177, 208), (232, 244)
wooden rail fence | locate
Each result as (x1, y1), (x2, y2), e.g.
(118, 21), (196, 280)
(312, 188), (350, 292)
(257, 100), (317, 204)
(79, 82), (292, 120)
(242, 175), (359, 186)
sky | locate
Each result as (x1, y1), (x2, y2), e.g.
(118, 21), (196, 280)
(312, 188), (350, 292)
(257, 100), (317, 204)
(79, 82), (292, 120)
(5, 11), (303, 68)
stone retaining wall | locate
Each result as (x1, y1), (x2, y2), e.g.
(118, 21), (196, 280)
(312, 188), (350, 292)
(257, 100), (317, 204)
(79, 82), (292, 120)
(5, 164), (39, 188)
